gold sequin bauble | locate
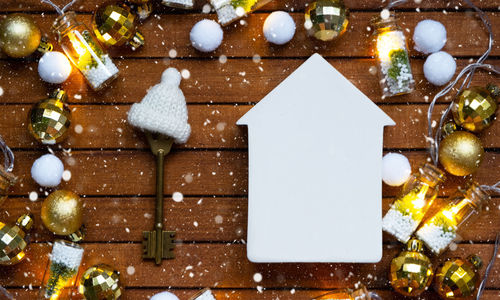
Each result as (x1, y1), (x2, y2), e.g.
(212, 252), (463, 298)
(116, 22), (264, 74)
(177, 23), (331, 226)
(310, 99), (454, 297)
(92, 4), (144, 50)
(0, 14), (41, 58)
(79, 264), (122, 300)
(435, 255), (482, 299)
(390, 239), (434, 297)
(305, 0), (349, 41)
(452, 84), (499, 133)
(28, 89), (71, 145)
(439, 131), (484, 176)
(41, 190), (83, 236)
(0, 214), (34, 265)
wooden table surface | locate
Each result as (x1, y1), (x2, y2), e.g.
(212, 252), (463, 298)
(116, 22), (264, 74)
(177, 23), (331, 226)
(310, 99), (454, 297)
(0, 0), (499, 299)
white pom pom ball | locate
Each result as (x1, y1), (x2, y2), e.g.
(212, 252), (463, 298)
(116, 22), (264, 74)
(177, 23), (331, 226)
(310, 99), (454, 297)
(190, 19), (223, 52)
(263, 11), (296, 45)
(423, 51), (456, 86)
(413, 19), (447, 54)
(31, 154), (64, 187)
(150, 291), (180, 300)
(382, 153), (411, 187)
(38, 51), (72, 84)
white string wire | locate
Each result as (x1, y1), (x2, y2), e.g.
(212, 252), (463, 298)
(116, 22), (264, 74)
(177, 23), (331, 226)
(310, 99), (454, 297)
(40, 0), (79, 15)
(476, 233), (500, 300)
(384, 0), (408, 10)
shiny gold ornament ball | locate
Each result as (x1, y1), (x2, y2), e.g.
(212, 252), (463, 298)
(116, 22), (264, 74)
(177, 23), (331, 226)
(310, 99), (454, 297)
(439, 131), (484, 176)
(390, 239), (434, 296)
(0, 14), (42, 58)
(0, 214), (34, 265)
(435, 255), (482, 299)
(92, 4), (144, 50)
(452, 84), (499, 133)
(305, 0), (349, 41)
(41, 190), (83, 236)
(79, 264), (122, 300)
(28, 89), (71, 145)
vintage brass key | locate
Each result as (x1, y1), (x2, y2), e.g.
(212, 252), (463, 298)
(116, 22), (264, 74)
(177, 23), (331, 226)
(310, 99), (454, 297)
(142, 132), (176, 265)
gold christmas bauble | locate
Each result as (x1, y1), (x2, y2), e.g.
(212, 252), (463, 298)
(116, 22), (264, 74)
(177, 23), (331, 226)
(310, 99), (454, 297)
(305, 0), (349, 41)
(452, 84), (499, 133)
(79, 264), (122, 300)
(41, 190), (83, 236)
(0, 214), (33, 265)
(92, 4), (144, 50)
(435, 255), (482, 299)
(0, 14), (41, 58)
(390, 239), (434, 296)
(28, 89), (71, 145)
(439, 131), (484, 176)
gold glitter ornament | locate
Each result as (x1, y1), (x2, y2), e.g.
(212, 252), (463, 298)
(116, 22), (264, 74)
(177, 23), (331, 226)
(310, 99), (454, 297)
(0, 14), (52, 58)
(390, 239), (434, 297)
(79, 264), (122, 300)
(41, 190), (83, 236)
(439, 131), (484, 176)
(0, 214), (34, 265)
(92, 4), (144, 50)
(28, 89), (71, 145)
(304, 0), (349, 41)
(435, 255), (482, 299)
(452, 84), (499, 133)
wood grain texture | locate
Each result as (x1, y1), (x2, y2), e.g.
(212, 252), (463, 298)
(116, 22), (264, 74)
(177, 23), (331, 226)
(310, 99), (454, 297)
(0, 244), (499, 289)
(1, 2), (499, 299)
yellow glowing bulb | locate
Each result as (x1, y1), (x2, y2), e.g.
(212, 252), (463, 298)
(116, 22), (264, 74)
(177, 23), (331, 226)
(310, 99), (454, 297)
(68, 34), (87, 57)
(442, 209), (455, 221)
(376, 30), (405, 63)
(16, 252), (25, 261)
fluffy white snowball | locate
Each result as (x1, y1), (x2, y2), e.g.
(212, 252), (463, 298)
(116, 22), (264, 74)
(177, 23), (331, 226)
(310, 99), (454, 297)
(382, 153), (411, 187)
(263, 11), (296, 45)
(150, 291), (180, 300)
(424, 51), (456, 86)
(190, 19), (223, 52)
(31, 154), (64, 187)
(38, 51), (72, 84)
(413, 19), (447, 54)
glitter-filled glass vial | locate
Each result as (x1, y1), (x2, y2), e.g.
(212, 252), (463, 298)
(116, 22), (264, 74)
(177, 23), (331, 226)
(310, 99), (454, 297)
(382, 163), (445, 243)
(312, 284), (374, 299)
(416, 182), (490, 255)
(371, 14), (414, 97)
(210, 0), (274, 26)
(53, 12), (119, 91)
(39, 240), (84, 299)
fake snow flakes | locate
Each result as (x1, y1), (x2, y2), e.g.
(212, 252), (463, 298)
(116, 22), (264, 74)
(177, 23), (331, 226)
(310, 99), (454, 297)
(382, 208), (419, 243)
(416, 222), (457, 254)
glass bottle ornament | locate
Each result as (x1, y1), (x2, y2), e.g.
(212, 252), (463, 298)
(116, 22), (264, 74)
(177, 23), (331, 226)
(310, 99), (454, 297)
(434, 255), (482, 299)
(92, 3), (145, 50)
(0, 135), (16, 207)
(0, 214), (33, 265)
(39, 240), (84, 300)
(126, 0), (153, 20)
(210, 0), (274, 26)
(452, 83), (499, 133)
(304, 0), (349, 42)
(0, 13), (52, 58)
(28, 89), (71, 145)
(389, 238), (434, 297)
(162, 0), (194, 9)
(416, 182), (490, 255)
(79, 264), (122, 300)
(52, 11), (119, 90)
(371, 13), (414, 97)
(382, 163), (445, 243)
(312, 284), (374, 299)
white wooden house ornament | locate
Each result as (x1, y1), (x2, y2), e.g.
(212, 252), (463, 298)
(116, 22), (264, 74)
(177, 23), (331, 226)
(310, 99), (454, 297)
(237, 54), (395, 263)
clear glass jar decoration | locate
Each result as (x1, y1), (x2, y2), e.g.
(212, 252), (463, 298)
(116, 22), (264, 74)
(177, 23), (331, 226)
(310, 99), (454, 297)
(312, 284), (374, 299)
(39, 240), (84, 299)
(382, 163), (445, 243)
(0, 165), (16, 207)
(52, 11), (119, 91)
(371, 14), (414, 97)
(210, 0), (274, 26)
(416, 182), (490, 255)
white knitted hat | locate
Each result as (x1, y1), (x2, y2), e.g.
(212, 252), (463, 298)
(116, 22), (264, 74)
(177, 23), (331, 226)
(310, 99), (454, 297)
(128, 68), (191, 143)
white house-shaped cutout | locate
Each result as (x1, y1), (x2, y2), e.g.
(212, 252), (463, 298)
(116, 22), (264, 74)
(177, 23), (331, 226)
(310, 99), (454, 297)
(237, 54), (395, 263)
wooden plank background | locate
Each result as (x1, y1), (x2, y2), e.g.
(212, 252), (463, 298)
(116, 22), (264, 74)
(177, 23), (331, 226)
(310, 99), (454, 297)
(0, 0), (499, 299)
